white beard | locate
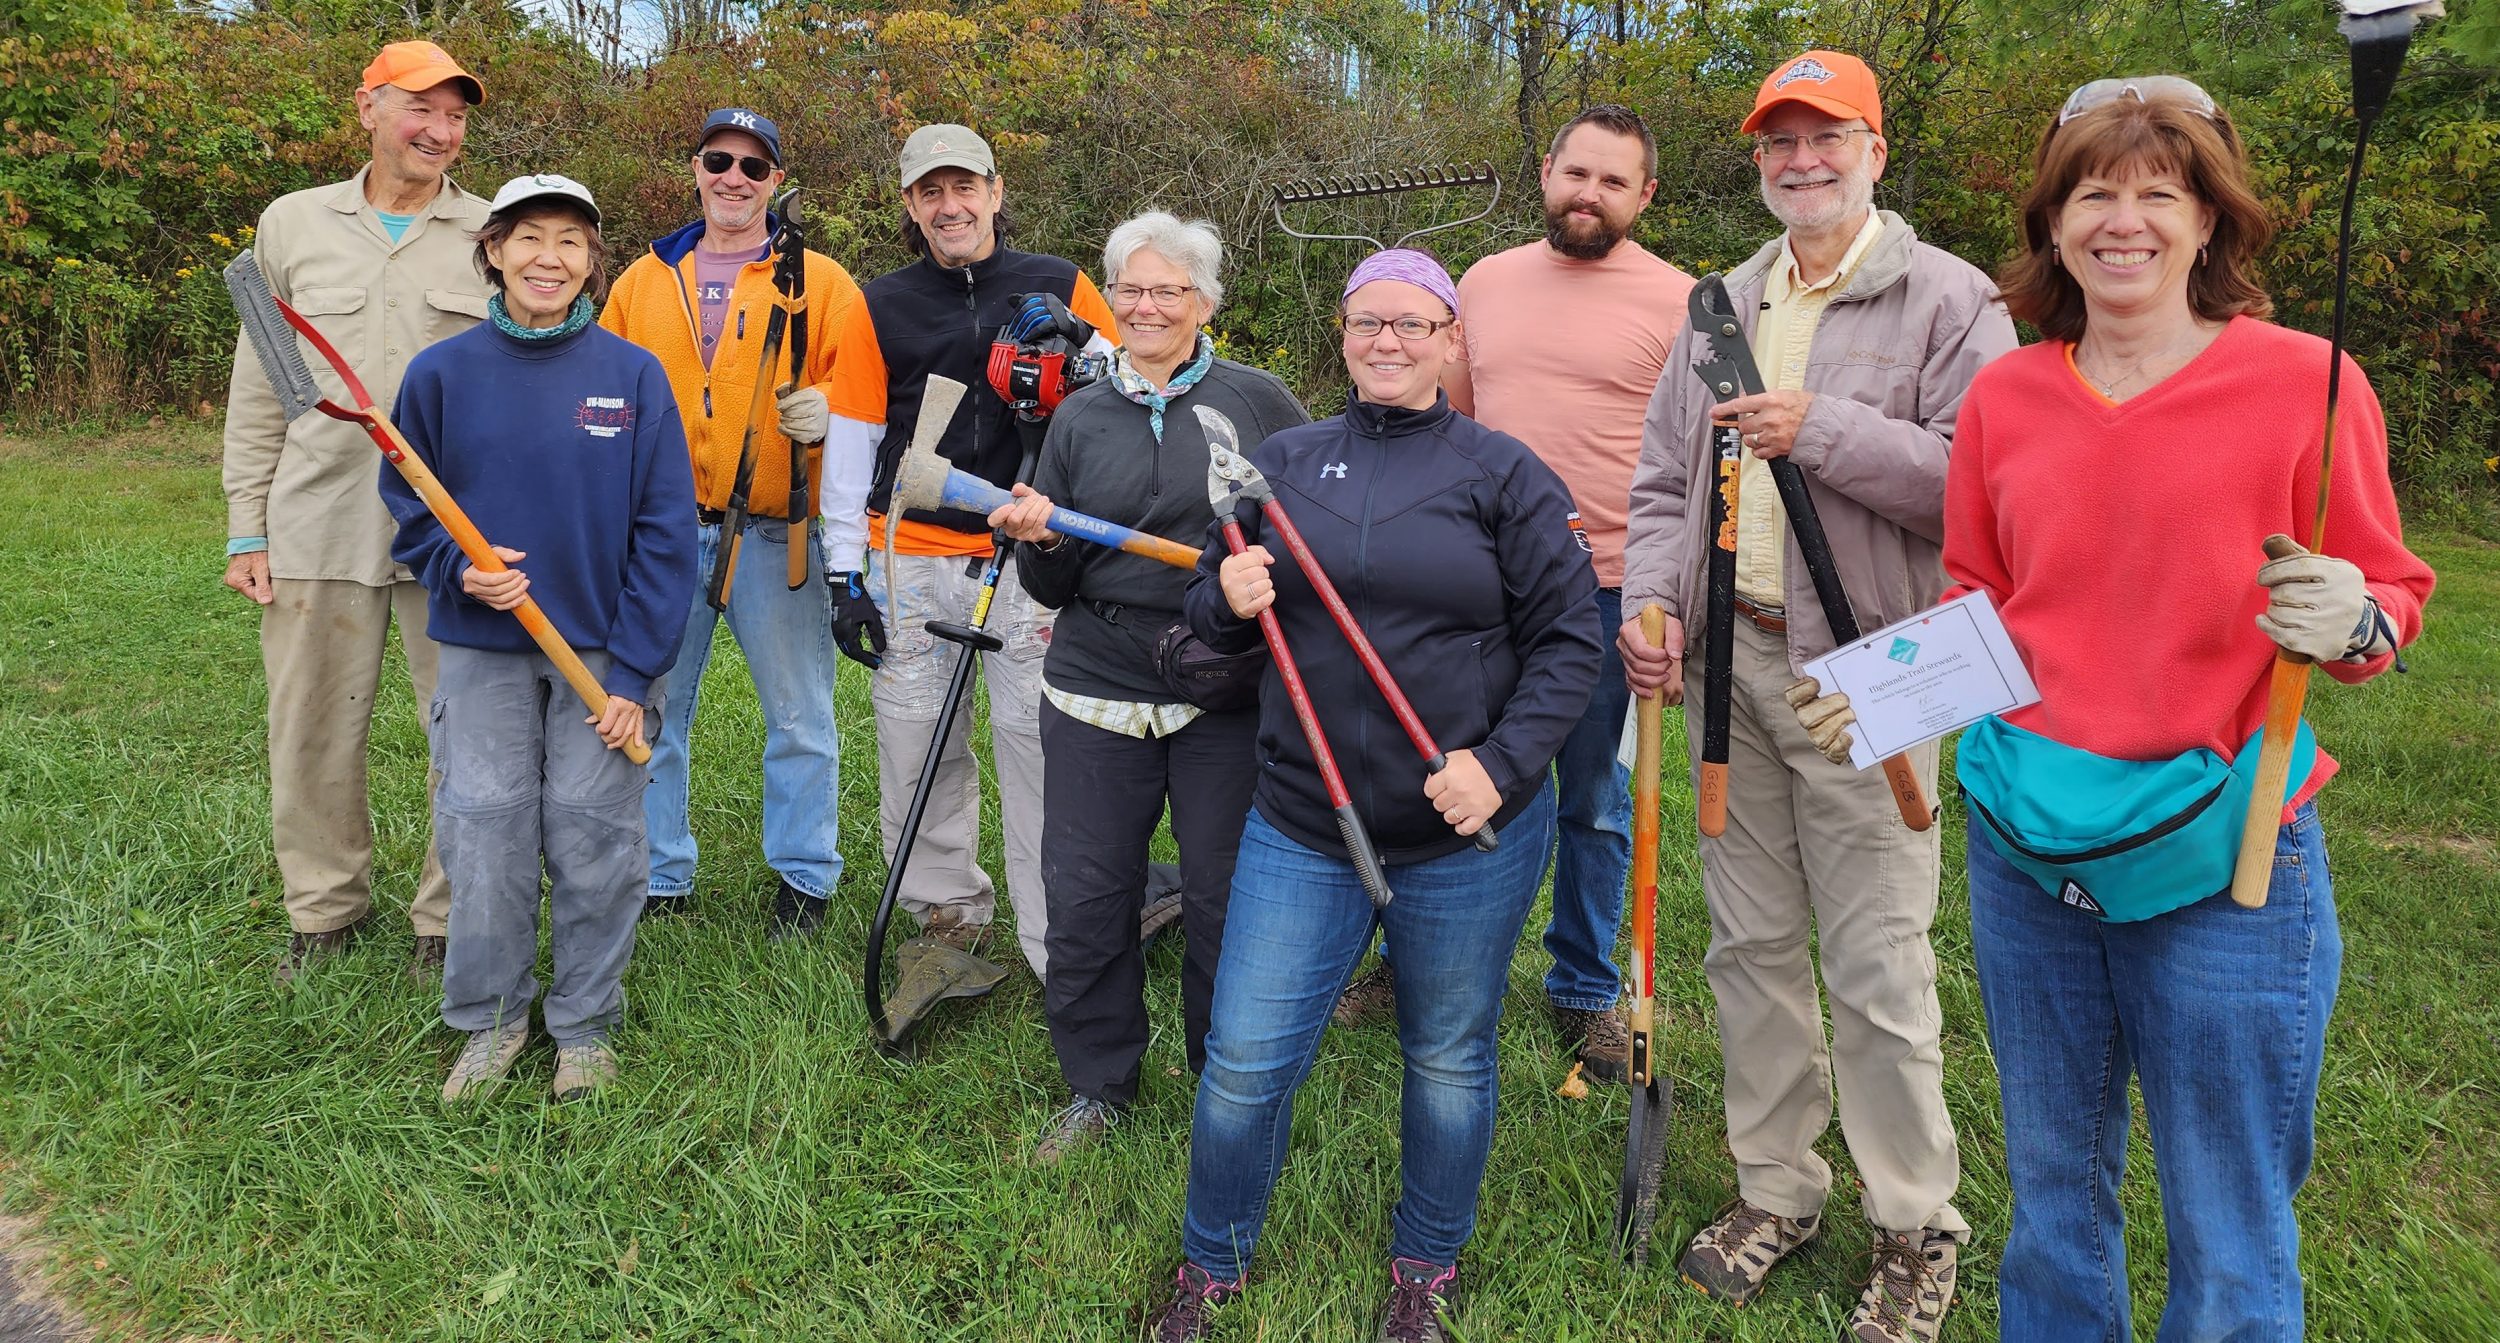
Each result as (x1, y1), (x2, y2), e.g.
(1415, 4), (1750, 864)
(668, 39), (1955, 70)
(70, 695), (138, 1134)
(1761, 161), (1876, 235)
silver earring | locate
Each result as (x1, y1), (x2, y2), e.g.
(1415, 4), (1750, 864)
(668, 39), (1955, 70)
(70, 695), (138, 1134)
(2051, 244), (2061, 265)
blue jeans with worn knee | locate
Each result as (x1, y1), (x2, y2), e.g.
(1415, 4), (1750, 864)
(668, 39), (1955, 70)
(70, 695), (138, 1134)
(1970, 803), (2339, 1343)
(1540, 585), (1632, 1010)
(1180, 789), (1555, 1280)
(643, 519), (845, 901)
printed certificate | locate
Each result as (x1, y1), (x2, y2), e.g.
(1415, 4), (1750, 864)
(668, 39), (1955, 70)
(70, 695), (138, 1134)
(1800, 590), (2041, 770)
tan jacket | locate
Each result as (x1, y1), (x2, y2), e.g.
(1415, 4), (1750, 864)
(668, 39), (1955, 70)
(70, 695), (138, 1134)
(1621, 211), (2018, 669)
(223, 166), (493, 585)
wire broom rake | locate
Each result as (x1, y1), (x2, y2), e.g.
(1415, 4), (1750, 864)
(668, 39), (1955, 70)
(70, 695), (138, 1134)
(1268, 161), (1503, 251)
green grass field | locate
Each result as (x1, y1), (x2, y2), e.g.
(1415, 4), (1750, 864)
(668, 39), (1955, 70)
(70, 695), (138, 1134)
(1, 421), (2494, 1341)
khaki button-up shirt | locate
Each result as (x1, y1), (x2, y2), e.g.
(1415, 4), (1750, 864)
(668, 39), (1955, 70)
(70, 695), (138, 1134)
(223, 165), (493, 585)
(1734, 209), (1883, 609)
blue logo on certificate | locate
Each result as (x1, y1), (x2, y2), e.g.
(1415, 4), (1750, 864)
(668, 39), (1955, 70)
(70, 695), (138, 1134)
(1888, 637), (1920, 665)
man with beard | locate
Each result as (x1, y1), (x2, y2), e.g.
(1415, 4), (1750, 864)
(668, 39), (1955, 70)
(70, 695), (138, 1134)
(602, 108), (860, 939)
(1617, 52), (2014, 1341)
(1328, 106), (1692, 1086)
(223, 40), (492, 983)
(819, 124), (1116, 980)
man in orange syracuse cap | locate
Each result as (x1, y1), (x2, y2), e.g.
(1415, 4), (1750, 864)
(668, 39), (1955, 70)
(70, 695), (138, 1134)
(222, 40), (495, 984)
(1618, 50), (2016, 1341)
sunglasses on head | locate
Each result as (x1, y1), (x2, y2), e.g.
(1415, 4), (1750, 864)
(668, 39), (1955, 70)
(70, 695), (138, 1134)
(699, 149), (776, 180)
(2058, 76), (2219, 126)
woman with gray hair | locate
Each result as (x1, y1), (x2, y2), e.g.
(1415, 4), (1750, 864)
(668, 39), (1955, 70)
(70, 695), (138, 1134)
(990, 210), (1308, 1161)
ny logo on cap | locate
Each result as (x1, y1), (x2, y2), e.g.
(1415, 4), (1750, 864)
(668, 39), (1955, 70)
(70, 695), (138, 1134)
(1775, 57), (1836, 89)
(731, 111), (758, 129)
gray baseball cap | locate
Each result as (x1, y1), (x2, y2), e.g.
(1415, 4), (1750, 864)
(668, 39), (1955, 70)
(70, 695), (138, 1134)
(898, 124), (994, 189)
(487, 173), (601, 225)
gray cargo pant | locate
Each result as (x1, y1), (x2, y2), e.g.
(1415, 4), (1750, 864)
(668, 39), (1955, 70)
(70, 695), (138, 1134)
(431, 645), (651, 1047)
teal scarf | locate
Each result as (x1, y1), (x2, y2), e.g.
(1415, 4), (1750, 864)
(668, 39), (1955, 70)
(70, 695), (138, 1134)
(489, 292), (596, 342)
(1110, 333), (1214, 442)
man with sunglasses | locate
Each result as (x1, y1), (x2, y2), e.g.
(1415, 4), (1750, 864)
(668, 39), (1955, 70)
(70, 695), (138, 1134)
(1618, 50), (2016, 1342)
(818, 124), (1117, 982)
(602, 108), (863, 940)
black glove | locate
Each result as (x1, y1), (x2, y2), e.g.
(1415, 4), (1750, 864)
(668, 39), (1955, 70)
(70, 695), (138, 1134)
(829, 570), (886, 669)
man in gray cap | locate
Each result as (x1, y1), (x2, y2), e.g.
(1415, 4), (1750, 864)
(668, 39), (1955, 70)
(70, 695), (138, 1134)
(818, 123), (1116, 980)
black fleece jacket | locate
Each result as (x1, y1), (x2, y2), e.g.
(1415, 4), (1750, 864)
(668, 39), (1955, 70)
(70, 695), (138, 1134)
(1016, 358), (1309, 701)
(1184, 392), (1604, 865)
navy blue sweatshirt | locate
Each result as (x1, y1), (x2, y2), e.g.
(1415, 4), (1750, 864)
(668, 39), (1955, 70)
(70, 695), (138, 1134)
(384, 321), (699, 704)
(1184, 392), (1604, 864)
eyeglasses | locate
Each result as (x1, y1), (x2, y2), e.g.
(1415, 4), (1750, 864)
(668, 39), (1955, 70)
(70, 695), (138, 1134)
(1338, 314), (1455, 340)
(1107, 283), (1198, 308)
(2058, 76), (2218, 126)
(699, 149), (776, 181)
(1753, 127), (1877, 161)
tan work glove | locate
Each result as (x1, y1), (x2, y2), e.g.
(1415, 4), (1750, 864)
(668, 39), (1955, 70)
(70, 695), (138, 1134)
(2255, 535), (2384, 663)
(1785, 676), (1857, 766)
(777, 386), (830, 444)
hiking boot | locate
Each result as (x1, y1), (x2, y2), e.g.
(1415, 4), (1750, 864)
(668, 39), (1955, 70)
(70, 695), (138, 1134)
(640, 895), (688, 922)
(272, 914), (371, 985)
(1332, 961), (1396, 1029)
(1033, 1095), (1120, 1165)
(1144, 1261), (1240, 1342)
(767, 879), (827, 942)
(1847, 1227), (1958, 1342)
(407, 935), (447, 982)
(1380, 1257), (1459, 1343)
(441, 1023), (530, 1102)
(1677, 1198), (1822, 1305)
(1553, 1001), (1631, 1084)
(553, 1040), (620, 1102)
(921, 913), (994, 959)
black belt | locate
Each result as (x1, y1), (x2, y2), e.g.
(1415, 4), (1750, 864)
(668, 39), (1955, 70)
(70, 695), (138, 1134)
(698, 507), (794, 528)
(1079, 597), (1179, 627)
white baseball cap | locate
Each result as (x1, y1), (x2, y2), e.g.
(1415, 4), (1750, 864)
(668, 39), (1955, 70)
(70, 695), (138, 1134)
(487, 173), (601, 226)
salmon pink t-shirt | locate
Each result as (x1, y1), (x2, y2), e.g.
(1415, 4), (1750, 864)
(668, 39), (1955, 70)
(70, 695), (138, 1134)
(1456, 241), (1695, 587)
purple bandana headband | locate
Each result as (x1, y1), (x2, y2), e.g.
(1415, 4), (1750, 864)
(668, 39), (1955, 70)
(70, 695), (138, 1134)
(1342, 248), (1459, 320)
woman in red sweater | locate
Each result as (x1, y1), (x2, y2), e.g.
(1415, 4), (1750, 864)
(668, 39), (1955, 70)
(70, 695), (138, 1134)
(1937, 87), (2432, 1339)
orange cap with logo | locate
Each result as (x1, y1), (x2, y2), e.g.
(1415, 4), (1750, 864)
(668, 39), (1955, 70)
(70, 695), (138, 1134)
(1742, 50), (1879, 136)
(361, 40), (484, 106)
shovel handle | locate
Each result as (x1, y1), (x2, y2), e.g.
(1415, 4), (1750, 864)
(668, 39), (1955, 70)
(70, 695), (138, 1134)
(2231, 537), (2313, 909)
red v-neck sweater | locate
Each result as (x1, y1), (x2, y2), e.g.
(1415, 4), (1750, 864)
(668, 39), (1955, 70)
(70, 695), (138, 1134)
(1942, 315), (2434, 813)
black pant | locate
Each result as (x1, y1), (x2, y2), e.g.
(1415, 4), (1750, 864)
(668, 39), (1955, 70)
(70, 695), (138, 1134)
(1039, 697), (1257, 1106)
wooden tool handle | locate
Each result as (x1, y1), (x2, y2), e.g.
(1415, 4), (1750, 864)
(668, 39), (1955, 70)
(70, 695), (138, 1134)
(1697, 762), (1729, 838)
(2230, 535), (2316, 909)
(1879, 753), (1934, 831)
(374, 417), (650, 765)
(788, 516), (810, 591)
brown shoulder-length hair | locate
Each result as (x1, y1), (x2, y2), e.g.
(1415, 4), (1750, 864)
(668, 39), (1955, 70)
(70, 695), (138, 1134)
(471, 201), (612, 306)
(1998, 95), (2272, 342)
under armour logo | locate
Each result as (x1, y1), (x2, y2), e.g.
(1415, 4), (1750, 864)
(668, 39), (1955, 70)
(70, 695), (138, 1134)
(1320, 462), (1348, 479)
(1774, 57), (1836, 89)
(730, 111), (758, 129)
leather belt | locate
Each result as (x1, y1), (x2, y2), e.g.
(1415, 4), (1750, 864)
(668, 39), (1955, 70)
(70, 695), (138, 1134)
(1732, 594), (1788, 634)
(697, 505), (728, 526)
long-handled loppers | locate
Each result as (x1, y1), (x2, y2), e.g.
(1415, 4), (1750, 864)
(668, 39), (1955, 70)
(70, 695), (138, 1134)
(707, 186), (804, 611)
(1688, 274), (1933, 832)
(1196, 405), (1498, 854)
(1615, 603), (1674, 1265)
(223, 251), (648, 764)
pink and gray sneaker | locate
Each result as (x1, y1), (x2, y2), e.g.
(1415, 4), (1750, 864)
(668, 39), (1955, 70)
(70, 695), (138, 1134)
(1380, 1257), (1459, 1343)
(1144, 1261), (1240, 1342)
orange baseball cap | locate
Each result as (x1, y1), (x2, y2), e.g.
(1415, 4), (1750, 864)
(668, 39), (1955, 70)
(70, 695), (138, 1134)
(362, 40), (483, 106)
(1742, 50), (1880, 136)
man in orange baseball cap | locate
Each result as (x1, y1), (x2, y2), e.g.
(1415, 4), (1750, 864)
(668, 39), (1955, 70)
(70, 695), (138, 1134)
(223, 38), (497, 988)
(1619, 43), (2016, 1343)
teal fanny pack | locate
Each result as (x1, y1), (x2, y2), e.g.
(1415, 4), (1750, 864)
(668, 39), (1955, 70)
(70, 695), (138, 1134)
(1956, 715), (2315, 923)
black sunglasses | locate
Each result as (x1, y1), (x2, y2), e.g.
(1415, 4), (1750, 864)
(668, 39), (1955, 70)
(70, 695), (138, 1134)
(699, 149), (775, 181)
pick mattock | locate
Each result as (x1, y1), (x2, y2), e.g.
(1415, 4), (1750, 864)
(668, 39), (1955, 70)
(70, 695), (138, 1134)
(1615, 604), (1674, 1266)
(1686, 274), (1933, 831)
(222, 251), (648, 764)
(1196, 405), (1498, 854)
(2231, 0), (2442, 908)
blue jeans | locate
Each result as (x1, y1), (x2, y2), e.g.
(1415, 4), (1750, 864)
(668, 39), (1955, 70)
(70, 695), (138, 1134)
(644, 519), (845, 901)
(1540, 586), (1632, 1010)
(1180, 789), (1556, 1280)
(1970, 803), (2340, 1343)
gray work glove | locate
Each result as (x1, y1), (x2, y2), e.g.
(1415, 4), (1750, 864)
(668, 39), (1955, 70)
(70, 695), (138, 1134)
(2255, 536), (2385, 663)
(1785, 676), (1857, 766)
(777, 386), (830, 444)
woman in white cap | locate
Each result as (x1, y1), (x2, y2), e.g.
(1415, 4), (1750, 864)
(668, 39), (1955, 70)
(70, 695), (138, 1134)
(381, 174), (699, 1103)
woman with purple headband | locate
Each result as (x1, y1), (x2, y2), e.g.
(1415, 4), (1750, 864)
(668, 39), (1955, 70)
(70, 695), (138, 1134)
(1148, 249), (1605, 1341)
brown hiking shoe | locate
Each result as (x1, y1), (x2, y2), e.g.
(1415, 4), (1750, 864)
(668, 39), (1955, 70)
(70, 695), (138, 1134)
(1848, 1227), (1958, 1342)
(921, 912), (994, 959)
(1553, 1002), (1631, 1084)
(1332, 961), (1396, 1029)
(1033, 1095), (1119, 1165)
(272, 914), (371, 985)
(442, 1024), (530, 1102)
(1144, 1261), (1240, 1342)
(1677, 1198), (1821, 1304)
(408, 935), (447, 981)
(553, 1041), (620, 1102)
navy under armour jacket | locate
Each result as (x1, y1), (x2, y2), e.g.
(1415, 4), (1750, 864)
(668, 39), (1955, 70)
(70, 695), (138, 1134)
(1185, 391), (1604, 865)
